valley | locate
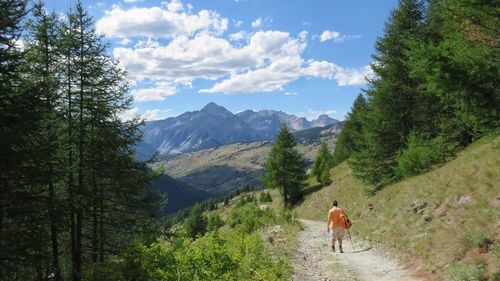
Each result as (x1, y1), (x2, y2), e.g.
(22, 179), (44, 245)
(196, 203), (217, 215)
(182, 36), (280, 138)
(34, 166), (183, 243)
(153, 122), (341, 195)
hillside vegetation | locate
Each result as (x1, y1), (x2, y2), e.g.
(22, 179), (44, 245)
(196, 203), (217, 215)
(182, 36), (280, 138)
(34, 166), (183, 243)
(296, 135), (500, 280)
(155, 127), (337, 194)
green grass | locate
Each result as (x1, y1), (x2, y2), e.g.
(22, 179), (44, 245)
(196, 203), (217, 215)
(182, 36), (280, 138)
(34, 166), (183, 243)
(295, 136), (500, 280)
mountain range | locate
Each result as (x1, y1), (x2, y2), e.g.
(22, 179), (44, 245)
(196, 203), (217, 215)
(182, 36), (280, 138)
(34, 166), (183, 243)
(139, 102), (338, 158)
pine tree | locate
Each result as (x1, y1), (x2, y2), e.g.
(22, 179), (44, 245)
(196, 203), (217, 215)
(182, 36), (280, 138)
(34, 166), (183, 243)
(262, 125), (307, 207)
(184, 204), (207, 238)
(408, 0), (499, 146)
(350, 0), (426, 188)
(311, 142), (330, 182)
(23, 3), (64, 279)
(331, 94), (367, 167)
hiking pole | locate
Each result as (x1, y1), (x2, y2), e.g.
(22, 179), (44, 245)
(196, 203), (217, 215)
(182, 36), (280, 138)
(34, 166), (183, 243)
(346, 228), (355, 251)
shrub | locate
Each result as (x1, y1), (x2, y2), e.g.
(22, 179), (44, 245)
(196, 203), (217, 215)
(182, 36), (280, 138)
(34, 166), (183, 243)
(396, 133), (446, 178)
(465, 231), (493, 253)
(184, 203), (207, 238)
(227, 200), (274, 233)
(448, 263), (486, 281)
(259, 191), (273, 203)
(491, 243), (500, 257)
(207, 213), (224, 232)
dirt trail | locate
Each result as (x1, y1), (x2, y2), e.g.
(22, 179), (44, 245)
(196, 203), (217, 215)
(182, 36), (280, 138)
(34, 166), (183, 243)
(292, 219), (420, 281)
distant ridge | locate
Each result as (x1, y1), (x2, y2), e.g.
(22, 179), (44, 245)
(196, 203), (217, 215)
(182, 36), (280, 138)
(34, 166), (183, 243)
(138, 103), (339, 158)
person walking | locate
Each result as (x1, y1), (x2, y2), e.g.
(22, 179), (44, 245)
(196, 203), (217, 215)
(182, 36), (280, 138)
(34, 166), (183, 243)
(327, 200), (348, 253)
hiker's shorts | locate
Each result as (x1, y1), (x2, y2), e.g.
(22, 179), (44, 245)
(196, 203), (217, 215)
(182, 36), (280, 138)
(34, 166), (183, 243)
(330, 227), (345, 240)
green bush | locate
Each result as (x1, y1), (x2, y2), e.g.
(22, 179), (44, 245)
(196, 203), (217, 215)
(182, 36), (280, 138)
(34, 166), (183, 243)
(184, 203), (207, 238)
(448, 263), (485, 281)
(227, 200), (275, 233)
(465, 231), (492, 252)
(207, 213), (224, 231)
(396, 133), (446, 178)
(491, 242), (500, 257)
(259, 191), (273, 203)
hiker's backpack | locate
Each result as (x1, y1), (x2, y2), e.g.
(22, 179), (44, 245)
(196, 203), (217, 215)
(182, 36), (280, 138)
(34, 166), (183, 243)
(339, 213), (352, 229)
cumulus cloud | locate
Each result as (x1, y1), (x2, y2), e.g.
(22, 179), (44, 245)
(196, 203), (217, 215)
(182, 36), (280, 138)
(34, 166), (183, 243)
(302, 61), (373, 86)
(320, 30), (360, 43)
(117, 107), (172, 121)
(114, 31), (293, 84)
(251, 17), (262, 28)
(102, 2), (371, 95)
(143, 109), (173, 120)
(234, 20), (243, 28)
(118, 107), (140, 121)
(132, 82), (177, 101)
(307, 108), (337, 120)
(96, 3), (228, 39)
(228, 31), (247, 41)
(284, 92), (298, 96)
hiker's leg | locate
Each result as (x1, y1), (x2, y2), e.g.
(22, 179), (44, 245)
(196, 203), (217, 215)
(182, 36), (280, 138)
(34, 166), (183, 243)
(331, 230), (336, 252)
(338, 238), (343, 253)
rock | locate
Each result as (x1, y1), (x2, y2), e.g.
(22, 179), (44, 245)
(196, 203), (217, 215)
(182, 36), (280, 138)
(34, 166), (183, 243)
(458, 195), (474, 205)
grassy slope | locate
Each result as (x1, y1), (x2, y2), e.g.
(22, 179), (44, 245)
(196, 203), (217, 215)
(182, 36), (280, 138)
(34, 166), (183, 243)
(295, 136), (500, 280)
(155, 136), (336, 194)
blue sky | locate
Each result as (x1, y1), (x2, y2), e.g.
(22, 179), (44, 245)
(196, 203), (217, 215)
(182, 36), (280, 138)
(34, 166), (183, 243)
(49, 0), (398, 121)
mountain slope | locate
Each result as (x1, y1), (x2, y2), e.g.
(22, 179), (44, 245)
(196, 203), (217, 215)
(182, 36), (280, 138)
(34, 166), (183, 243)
(295, 135), (500, 280)
(152, 174), (212, 215)
(139, 103), (339, 158)
(237, 109), (338, 136)
(141, 102), (260, 157)
(155, 124), (340, 194)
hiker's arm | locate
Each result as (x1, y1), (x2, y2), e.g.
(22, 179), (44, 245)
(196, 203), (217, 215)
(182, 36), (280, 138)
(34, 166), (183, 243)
(327, 213), (331, 232)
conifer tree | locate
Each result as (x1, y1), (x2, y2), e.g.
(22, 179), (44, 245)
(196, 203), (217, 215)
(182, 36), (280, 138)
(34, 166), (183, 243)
(311, 142), (330, 181)
(331, 94), (367, 167)
(350, 0), (426, 188)
(23, 3), (64, 279)
(262, 125), (307, 207)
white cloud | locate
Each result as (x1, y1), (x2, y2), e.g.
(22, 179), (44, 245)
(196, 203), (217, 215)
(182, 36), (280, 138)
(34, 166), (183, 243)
(320, 30), (361, 43)
(284, 92), (298, 96)
(118, 107), (140, 121)
(117, 107), (173, 121)
(132, 82), (177, 101)
(114, 31), (294, 84)
(124, 0), (143, 3)
(251, 17), (262, 28)
(298, 30), (308, 42)
(306, 108), (337, 120)
(234, 20), (243, 28)
(302, 61), (373, 86)
(143, 109), (173, 121)
(166, 0), (183, 12)
(119, 38), (132, 45)
(96, 4), (228, 39)
(228, 31), (247, 41)
(104, 3), (371, 95)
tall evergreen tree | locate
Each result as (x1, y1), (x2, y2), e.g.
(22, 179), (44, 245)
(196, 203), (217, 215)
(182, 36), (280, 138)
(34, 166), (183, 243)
(262, 125), (307, 207)
(331, 94), (367, 167)
(311, 142), (329, 180)
(23, 3), (64, 280)
(408, 0), (499, 146)
(350, 0), (427, 188)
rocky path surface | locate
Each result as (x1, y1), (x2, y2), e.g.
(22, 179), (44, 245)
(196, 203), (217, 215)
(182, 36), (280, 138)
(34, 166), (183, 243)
(292, 219), (421, 281)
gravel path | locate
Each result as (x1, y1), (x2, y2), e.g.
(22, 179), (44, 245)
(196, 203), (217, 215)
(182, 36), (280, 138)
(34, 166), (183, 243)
(292, 219), (421, 281)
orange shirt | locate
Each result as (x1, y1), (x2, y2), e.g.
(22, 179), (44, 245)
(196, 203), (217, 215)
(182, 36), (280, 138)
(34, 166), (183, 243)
(328, 207), (345, 229)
